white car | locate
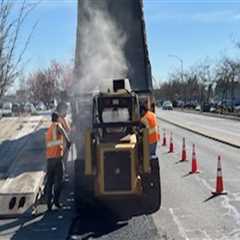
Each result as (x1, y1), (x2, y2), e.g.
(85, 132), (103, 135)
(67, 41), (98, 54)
(195, 105), (201, 111)
(162, 101), (173, 110)
(2, 102), (13, 117)
(234, 105), (240, 113)
(36, 102), (46, 111)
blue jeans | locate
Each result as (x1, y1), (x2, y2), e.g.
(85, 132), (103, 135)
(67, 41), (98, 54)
(46, 157), (63, 206)
(149, 142), (157, 157)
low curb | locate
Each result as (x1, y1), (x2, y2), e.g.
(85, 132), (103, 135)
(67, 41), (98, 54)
(157, 116), (240, 149)
(174, 109), (240, 122)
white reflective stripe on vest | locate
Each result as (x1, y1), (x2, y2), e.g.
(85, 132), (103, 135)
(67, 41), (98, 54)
(141, 115), (159, 136)
(148, 126), (159, 134)
(47, 139), (63, 148)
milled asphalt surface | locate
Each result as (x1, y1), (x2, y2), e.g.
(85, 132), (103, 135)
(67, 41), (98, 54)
(1, 112), (240, 239)
(69, 212), (161, 240)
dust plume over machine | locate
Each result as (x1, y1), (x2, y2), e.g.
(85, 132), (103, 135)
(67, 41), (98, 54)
(72, 0), (160, 218)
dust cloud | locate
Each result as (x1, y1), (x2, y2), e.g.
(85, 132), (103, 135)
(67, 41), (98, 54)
(74, 0), (128, 93)
(72, 0), (129, 158)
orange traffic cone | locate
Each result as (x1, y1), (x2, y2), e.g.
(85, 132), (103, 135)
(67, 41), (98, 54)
(189, 144), (200, 174)
(212, 156), (227, 195)
(180, 137), (187, 161)
(162, 129), (166, 146)
(169, 132), (174, 153)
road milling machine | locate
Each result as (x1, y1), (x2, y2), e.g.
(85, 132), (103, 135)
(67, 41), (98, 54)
(72, 0), (161, 216)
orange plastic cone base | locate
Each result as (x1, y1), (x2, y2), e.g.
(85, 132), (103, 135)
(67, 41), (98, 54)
(189, 144), (200, 174)
(181, 150), (187, 161)
(212, 177), (227, 195)
(162, 137), (166, 146)
(189, 159), (200, 174)
(169, 142), (174, 153)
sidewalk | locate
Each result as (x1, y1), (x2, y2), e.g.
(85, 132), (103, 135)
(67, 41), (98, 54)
(157, 110), (240, 149)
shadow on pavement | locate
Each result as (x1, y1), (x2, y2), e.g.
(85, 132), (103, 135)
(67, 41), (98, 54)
(8, 208), (73, 240)
(0, 160), (76, 240)
(69, 206), (128, 240)
(182, 173), (191, 178)
(203, 194), (219, 202)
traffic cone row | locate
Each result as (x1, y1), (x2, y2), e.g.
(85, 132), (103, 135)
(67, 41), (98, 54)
(161, 129), (227, 196)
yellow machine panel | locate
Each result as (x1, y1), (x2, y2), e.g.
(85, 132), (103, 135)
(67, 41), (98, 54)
(95, 141), (142, 196)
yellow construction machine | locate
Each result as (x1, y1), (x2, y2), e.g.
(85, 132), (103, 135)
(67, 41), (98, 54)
(72, 0), (161, 217)
(72, 79), (161, 217)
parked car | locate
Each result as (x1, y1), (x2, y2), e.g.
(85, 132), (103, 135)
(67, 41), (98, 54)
(12, 103), (21, 116)
(217, 100), (232, 113)
(35, 102), (46, 111)
(2, 102), (13, 117)
(177, 100), (184, 108)
(234, 105), (240, 113)
(210, 106), (217, 113)
(162, 101), (173, 110)
(184, 101), (198, 109)
(24, 103), (37, 115)
(195, 105), (201, 111)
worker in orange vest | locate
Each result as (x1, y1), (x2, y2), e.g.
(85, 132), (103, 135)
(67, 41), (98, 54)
(140, 103), (160, 156)
(56, 102), (71, 179)
(45, 112), (71, 211)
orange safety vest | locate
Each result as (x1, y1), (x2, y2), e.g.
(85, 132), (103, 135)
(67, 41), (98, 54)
(141, 111), (160, 144)
(46, 122), (64, 159)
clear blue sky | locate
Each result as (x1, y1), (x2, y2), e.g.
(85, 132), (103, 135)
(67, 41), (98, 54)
(14, 0), (240, 88)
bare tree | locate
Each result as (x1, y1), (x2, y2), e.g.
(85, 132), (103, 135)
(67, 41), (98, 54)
(27, 61), (74, 108)
(215, 57), (240, 112)
(28, 69), (57, 108)
(0, 0), (37, 97)
(49, 60), (74, 92)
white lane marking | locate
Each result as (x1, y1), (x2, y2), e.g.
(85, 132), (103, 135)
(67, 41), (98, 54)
(229, 229), (240, 239)
(169, 208), (189, 240)
(222, 196), (240, 225)
(202, 230), (212, 240)
(196, 176), (213, 192)
(232, 193), (240, 201)
(196, 176), (240, 226)
(186, 229), (212, 240)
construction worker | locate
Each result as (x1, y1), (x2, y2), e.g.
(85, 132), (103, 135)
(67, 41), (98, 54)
(56, 102), (71, 178)
(45, 112), (71, 211)
(140, 103), (160, 156)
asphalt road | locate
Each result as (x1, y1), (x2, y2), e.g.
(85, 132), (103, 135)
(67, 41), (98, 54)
(0, 112), (240, 240)
(157, 109), (240, 147)
(153, 118), (240, 240)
